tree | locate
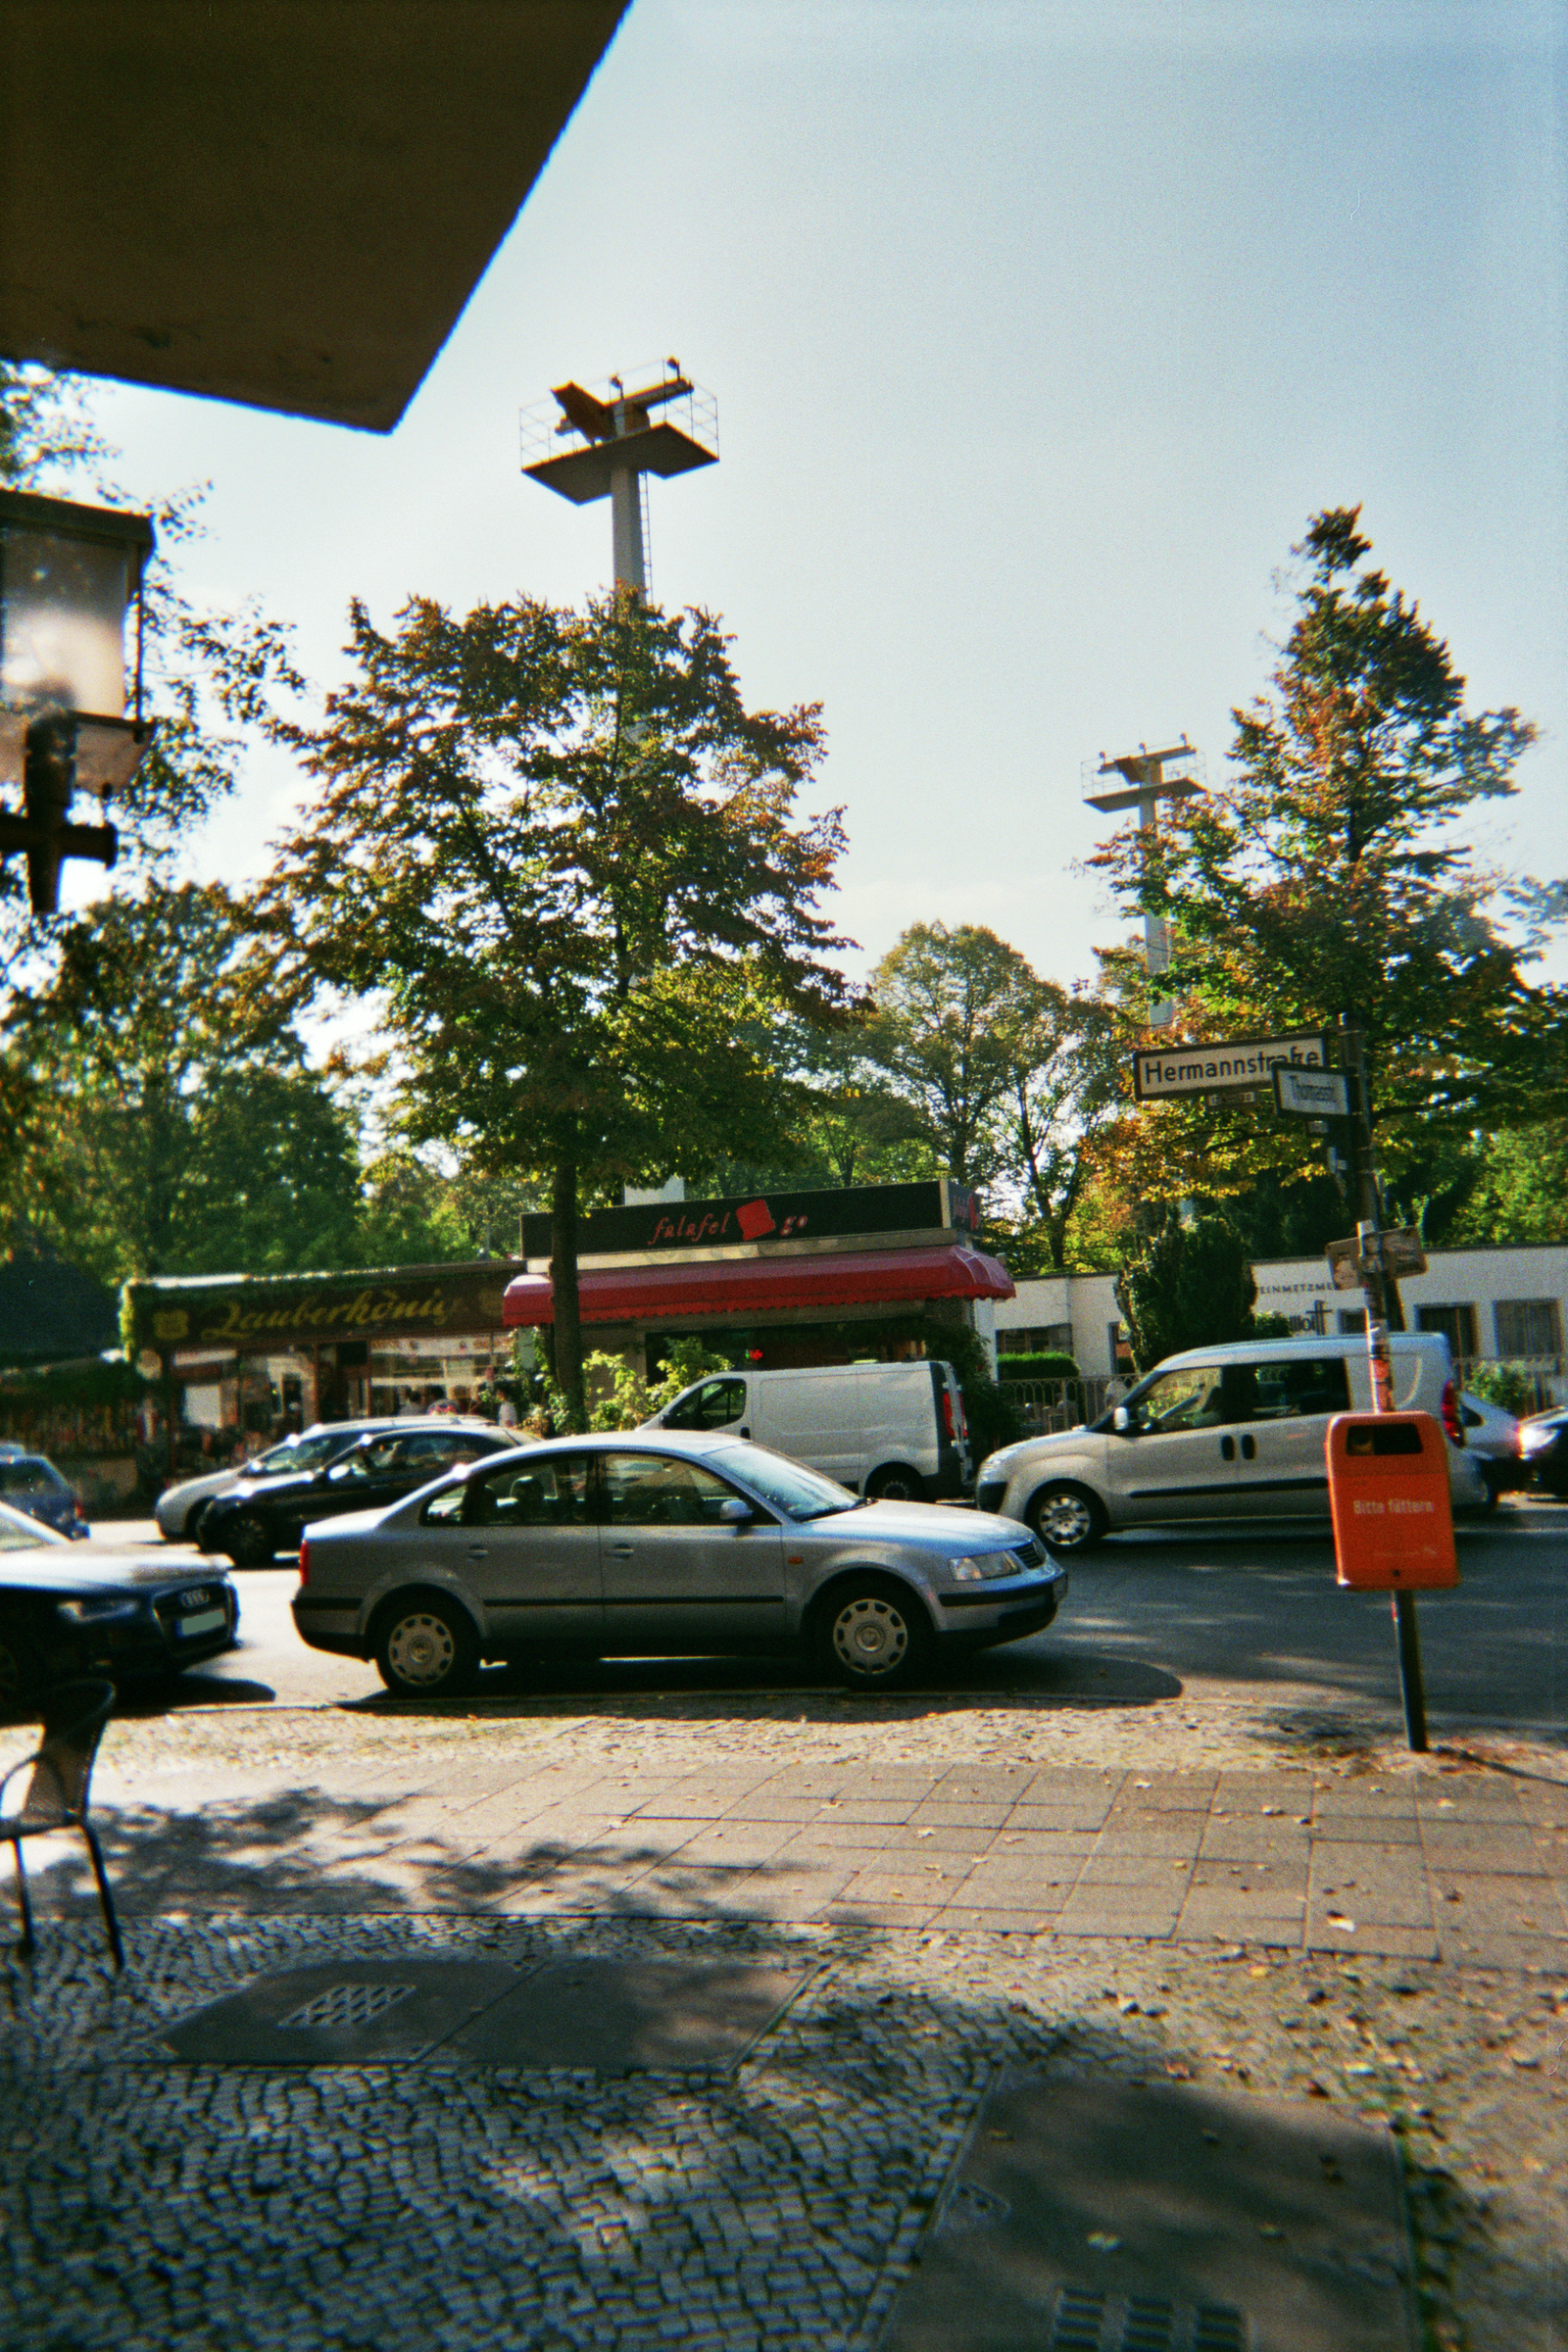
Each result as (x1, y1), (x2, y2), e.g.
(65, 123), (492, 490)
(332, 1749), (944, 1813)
(864, 923), (1033, 1192)
(1092, 508), (1565, 1209)
(1114, 1209), (1258, 1372)
(2, 882), (363, 1283)
(261, 591), (855, 1426)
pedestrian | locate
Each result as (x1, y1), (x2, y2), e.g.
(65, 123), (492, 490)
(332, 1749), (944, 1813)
(497, 1391), (518, 1429)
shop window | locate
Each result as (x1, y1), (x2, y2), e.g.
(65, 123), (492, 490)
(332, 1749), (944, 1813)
(1494, 1298), (1562, 1358)
(1416, 1303), (1478, 1359)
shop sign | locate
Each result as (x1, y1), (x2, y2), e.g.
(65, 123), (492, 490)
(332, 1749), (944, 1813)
(519, 1179), (977, 1262)
(129, 1264), (515, 1354)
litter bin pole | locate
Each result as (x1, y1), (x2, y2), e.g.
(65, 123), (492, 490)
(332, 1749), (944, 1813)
(1393, 1590), (1429, 1752)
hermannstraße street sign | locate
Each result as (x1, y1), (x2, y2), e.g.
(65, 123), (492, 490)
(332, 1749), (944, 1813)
(1131, 1031), (1330, 1102)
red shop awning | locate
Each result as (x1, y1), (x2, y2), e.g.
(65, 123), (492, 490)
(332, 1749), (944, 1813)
(502, 1244), (1014, 1327)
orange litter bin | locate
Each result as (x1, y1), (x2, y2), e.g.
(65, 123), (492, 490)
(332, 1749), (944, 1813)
(1326, 1411), (1458, 1591)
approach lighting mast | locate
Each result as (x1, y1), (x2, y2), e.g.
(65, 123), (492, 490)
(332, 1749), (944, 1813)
(520, 361), (718, 597)
(1084, 738), (1203, 1030)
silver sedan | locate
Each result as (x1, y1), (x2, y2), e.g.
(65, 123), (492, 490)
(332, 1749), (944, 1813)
(292, 1432), (1068, 1695)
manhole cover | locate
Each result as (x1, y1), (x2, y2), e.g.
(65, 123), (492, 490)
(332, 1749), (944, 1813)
(879, 2079), (1415, 2352)
(279, 1981), (416, 2033)
(161, 1960), (527, 2066)
(1046, 2283), (1247, 2351)
(442, 1957), (810, 2074)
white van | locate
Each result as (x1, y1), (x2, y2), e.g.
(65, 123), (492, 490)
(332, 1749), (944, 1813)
(644, 1360), (971, 1501)
(974, 1332), (1489, 1551)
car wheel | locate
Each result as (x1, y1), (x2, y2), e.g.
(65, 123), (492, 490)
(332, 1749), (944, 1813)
(815, 1577), (927, 1691)
(375, 1597), (478, 1698)
(865, 1465), (929, 1504)
(223, 1511), (275, 1568)
(1027, 1482), (1107, 1554)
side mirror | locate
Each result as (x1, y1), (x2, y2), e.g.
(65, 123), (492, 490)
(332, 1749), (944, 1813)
(718, 1495), (752, 1525)
(1111, 1404), (1133, 1435)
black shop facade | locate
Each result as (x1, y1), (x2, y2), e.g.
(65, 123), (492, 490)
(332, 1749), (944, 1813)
(502, 1179), (1013, 1378)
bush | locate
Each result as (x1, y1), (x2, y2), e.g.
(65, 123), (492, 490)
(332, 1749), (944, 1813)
(996, 1350), (1080, 1382)
(1465, 1360), (1540, 1417)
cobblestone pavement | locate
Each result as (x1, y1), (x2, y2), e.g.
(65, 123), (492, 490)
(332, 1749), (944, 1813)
(2, 1690), (1565, 2351)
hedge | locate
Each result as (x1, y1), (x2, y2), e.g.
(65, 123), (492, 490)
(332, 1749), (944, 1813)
(996, 1351), (1081, 1382)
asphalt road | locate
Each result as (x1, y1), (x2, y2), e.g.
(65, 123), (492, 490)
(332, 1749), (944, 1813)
(83, 1502), (1568, 1740)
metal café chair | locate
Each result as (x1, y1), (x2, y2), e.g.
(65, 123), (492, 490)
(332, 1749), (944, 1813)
(0, 1679), (124, 1972)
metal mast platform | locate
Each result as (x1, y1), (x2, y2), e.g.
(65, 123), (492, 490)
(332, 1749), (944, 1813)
(520, 362), (718, 595)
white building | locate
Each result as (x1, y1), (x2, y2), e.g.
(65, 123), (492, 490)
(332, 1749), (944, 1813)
(1251, 1243), (1565, 1401)
(993, 1243), (1566, 1402)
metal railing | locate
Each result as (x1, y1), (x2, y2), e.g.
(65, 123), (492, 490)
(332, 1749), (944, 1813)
(999, 1375), (1118, 1436)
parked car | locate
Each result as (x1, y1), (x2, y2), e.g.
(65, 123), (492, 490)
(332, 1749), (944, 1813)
(155, 1418), (405, 1542)
(0, 1496), (237, 1705)
(201, 1420), (516, 1566)
(291, 1431), (1067, 1696)
(1518, 1406), (1568, 1497)
(0, 1451), (88, 1540)
(643, 1360), (971, 1500)
(1457, 1392), (1526, 1504)
(974, 1333), (1489, 1552)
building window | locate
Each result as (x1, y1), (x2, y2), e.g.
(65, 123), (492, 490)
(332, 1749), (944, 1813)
(1416, 1303), (1478, 1360)
(998, 1323), (1075, 1355)
(1494, 1298), (1562, 1359)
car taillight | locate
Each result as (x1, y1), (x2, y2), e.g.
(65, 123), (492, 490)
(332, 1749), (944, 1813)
(298, 1539), (311, 1586)
(942, 1391), (956, 1438)
(1440, 1381), (1464, 1445)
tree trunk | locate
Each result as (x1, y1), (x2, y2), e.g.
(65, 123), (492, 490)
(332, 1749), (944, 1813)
(550, 1153), (587, 1431)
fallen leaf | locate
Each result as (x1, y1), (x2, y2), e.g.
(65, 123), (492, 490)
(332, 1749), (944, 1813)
(1511, 2053), (1541, 2069)
(1087, 2231), (1121, 2252)
(1261, 1805), (1285, 1816)
(1326, 1913), (1357, 1933)
(1165, 2060), (1194, 2080)
(915, 1828), (935, 1839)
(1305, 2080), (1331, 2098)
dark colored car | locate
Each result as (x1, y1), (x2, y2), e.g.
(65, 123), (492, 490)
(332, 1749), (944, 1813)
(200, 1420), (516, 1566)
(0, 1497), (238, 1707)
(1519, 1408), (1568, 1497)
(0, 1449), (88, 1539)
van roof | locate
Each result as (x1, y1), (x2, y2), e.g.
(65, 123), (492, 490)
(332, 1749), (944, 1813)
(1155, 1332), (1447, 1372)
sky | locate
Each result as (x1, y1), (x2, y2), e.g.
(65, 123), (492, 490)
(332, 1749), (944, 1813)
(72, 0), (1568, 993)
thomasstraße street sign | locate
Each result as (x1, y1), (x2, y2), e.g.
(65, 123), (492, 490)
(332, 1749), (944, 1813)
(1326, 1227), (1428, 1290)
(1131, 1031), (1331, 1103)
(1275, 1064), (1350, 1118)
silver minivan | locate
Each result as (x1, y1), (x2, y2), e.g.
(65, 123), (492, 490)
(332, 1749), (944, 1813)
(975, 1333), (1489, 1552)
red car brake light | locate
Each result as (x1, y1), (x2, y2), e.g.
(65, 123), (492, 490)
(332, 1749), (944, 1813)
(298, 1538), (311, 1586)
(942, 1390), (955, 1438)
(1440, 1380), (1464, 1445)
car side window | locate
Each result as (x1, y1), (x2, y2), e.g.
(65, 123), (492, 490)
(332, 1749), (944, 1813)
(663, 1379), (747, 1432)
(600, 1452), (741, 1526)
(1129, 1367), (1226, 1432)
(420, 1486), (467, 1526)
(0, 1462), (58, 1496)
(1229, 1357), (1352, 1422)
(466, 1455), (590, 1530)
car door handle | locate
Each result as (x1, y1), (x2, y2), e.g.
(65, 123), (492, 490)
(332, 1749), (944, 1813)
(610, 1542), (635, 1556)
(466, 1545), (488, 1560)
(1220, 1437), (1235, 1462)
(739, 1427), (751, 1439)
(1241, 1435), (1256, 1461)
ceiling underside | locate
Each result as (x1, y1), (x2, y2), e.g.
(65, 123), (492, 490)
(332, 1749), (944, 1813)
(0, 1), (629, 431)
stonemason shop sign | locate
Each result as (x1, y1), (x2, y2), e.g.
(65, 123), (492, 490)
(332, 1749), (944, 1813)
(126, 1263), (517, 1355)
(518, 1179), (980, 1263)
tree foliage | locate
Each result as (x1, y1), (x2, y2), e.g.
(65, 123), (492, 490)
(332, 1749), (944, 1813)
(1091, 507), (1565, 1211)
(1113, 1210), (1258, 1373)
(260, 590), (855, 1424)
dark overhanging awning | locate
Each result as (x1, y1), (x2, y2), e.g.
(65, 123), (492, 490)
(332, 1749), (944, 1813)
(0, 2), (629, 430)
(502, 1246), (1016, 1328)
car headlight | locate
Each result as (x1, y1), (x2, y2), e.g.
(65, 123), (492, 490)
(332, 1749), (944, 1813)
(949, 1552), (1014, 1583)
(57, 1595), (142, 1624)
(1520, 1424), (1559, 1456)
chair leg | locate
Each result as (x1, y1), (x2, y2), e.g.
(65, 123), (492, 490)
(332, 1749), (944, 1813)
(80, 1825), (125, 1974)
(10, 1838), (34, 1960)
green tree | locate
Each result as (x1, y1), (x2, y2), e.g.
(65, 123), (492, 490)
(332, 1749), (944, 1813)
(2, 882), (363, 1282)
(1444, 1122), (1568, 1247)
(865, 923), (1033, 1191)
(1114, 1210), (1258, 1372)
(1092, 507), (1565, 1207)
(261, 591), (854, 1426)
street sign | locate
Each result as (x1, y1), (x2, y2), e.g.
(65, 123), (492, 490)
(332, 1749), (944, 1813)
(1325, 1228), (1428, 1290)
(1131, 1032), (1331, 1103)
(1275, 1065), (1350, 1119)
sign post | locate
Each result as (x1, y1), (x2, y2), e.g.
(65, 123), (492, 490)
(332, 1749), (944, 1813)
(1331, 1017), (1432, 1751)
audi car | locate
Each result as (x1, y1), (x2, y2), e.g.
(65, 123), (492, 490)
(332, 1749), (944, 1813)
(0, 1498), (238, 1707)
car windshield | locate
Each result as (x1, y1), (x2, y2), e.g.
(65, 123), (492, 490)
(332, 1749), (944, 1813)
(710, 1443), (858, 1521)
